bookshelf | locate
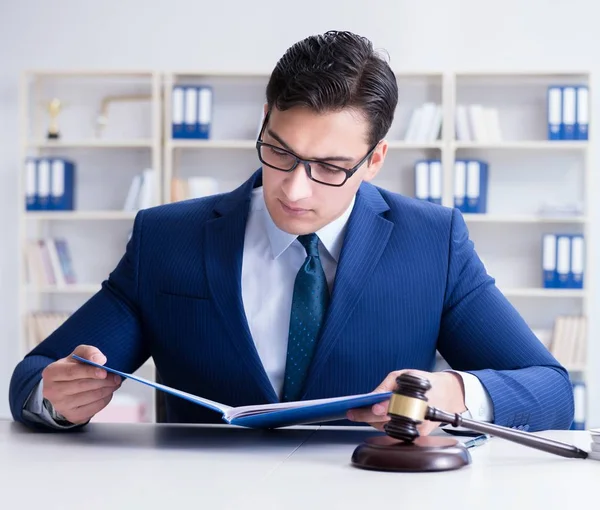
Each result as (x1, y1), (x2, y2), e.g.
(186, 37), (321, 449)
(18, 70), (162, 422)
(448, 71), (592, 426)
(18, 69), (594, 426)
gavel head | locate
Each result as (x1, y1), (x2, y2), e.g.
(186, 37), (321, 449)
(383, 372), (432, 443)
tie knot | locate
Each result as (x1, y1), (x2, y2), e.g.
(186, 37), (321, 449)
(297, 233), (320, 258)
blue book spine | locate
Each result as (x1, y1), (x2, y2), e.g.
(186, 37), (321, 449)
(542, 234), (557, 289)
(36, 158), (51, 211)
(197, 86), (213, 140)
(184, 86), (198, 138)
(453, 160), (467, 212)
(25, 158), (38, 211)
(414, 160), (429, 202)
(49, 158), (75, 211)
(547, 86), (562, 140)
(171, 86), (185, 139)
(576, 86), (589, 140)
(556, 235), (571, 288)
(568, 234), (584, 289)
(478, 161), (489, 214)
(466, 160), (488, 213)
(428, 160), (442, 205)
(561, 86), (576, 140)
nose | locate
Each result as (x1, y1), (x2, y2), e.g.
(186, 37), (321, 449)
(281, 163), (313, 202)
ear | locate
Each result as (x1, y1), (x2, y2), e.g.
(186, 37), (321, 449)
(362, 140), (388, 182)
(263, 103), (269, 116)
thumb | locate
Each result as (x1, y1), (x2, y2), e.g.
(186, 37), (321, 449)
(70, 345), (106, 365)
(374, 370), (407, 393)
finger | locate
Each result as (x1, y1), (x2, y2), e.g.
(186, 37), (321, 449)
(64, 394), (114, 425)
(59, 384), (118, 410)
(45, 359), (108, 382)
(370, 419), (390, 432)
(71, 345), (107, 365)
(49, 375), (121, 397)
(347, 406), (389, 424)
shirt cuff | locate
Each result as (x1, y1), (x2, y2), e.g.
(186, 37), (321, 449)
(23, 379), (78, 429)
(446, 370), (494, 422)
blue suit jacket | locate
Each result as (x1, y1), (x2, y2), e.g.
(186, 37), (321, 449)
(9, 169), (574, 431)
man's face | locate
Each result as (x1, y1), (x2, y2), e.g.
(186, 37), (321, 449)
(260, 106), (388, 235)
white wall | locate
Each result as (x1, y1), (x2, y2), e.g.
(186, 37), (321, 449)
(1, 0), (599, 423)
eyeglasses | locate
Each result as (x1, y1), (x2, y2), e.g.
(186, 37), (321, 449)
(256, 111), (379, 187)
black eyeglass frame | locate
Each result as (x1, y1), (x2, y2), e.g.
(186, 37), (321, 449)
(255, 111), (380, 187)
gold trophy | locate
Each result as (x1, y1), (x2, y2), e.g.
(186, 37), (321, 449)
(46, 98), (62, 140)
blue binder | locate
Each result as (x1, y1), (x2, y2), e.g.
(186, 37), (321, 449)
(576, 86), (589, 140)
(25, 158), (38, 211)
(428, 159), (442, 205)
(454, 160), (467, 213)
(171, 86), (185, 139)
(547, 86), (562, 141)
(465, 160), (488, 213)
(73, 355), (391, 429)
(555, 235), (571, 288)
(196, 86), (213, 139)
(568, 234), (584, 289)
(561, 86), (576, 140)
(542, 234), (557, 289)
(49, 158), (75, 211)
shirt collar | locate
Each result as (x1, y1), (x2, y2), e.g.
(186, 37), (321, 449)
(253, 187), (355, 262)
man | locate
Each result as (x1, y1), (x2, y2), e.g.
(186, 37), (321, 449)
(10, 31), (573, 434)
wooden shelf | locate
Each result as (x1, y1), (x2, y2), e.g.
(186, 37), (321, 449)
(501, 288), (586, 298)
(169, 139), (255, 149)
(463, 214), (587, 224)
(387, 141), (443, 149)
(27, 140), (153, 149)
(26, 284), (101, 294)
(453, 141), (588, 150)
(25, 211), (138, 221)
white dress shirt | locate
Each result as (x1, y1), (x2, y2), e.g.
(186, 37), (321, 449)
(25, 186), (493, 426)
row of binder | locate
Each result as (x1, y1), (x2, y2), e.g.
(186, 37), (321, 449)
(414, 159), (489, 213)
(172, 85), (213, 139)
(542, 234), (584, 288)
(25, 158), (75, 211)
(455, 105), (502, 143)
(547, 85), (588, 140)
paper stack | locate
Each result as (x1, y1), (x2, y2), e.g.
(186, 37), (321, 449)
(588, 428), (600, 460)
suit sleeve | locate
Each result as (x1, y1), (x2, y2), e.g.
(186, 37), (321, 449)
(9, 210), (151, 429)
(436, 208), (574, 432)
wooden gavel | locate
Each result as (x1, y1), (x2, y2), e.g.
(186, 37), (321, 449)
(384, 372), (587, 459)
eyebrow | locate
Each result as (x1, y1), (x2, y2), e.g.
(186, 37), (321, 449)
(266, 128), (355, 163)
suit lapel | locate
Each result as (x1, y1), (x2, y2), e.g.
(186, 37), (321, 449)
(204, 170), (279, 403)
(301, 183), (393, 397)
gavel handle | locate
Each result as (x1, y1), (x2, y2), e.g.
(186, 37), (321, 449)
(426, 407), (588, 459)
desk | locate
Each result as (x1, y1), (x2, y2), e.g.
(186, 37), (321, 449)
(0, 420), (597, 510)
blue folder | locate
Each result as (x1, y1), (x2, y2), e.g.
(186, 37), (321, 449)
(73, 355), (392, 429)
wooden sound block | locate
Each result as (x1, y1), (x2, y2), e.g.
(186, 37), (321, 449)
(351, 435), (472, 472)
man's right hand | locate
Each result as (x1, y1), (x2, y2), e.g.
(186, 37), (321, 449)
(41, 345), (121, 425)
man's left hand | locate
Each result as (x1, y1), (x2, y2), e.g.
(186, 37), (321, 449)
(346, 369), (467, 435)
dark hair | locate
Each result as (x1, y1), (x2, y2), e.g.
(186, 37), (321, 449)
(266, 30), (398, 147)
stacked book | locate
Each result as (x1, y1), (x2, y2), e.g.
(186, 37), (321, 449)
(548, 315), (587, 370)
(588, 429), (600, 460)
(27, 312), (71, 350)
(455, 104), (502, 142)
(25, 239), (76, 287)
(404, 103), (442, 142)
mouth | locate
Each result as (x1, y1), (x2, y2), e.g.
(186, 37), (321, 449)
(279, 199), (311, 216)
